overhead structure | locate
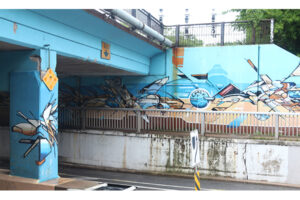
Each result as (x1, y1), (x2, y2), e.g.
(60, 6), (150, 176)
(108, 9), (173, 47)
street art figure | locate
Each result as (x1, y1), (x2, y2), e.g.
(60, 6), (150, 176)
(205, 60), (300, 114)
(59, 77), (184, 110)
(11, 98), (58, 165)
(137, 77), (184, 109)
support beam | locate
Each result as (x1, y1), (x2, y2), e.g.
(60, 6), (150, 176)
(0, 10), (151, 75)
(10, 49), (59, 182)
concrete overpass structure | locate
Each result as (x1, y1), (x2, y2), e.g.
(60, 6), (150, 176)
(1, 9), (300, 188)
(0, 9), (165, 182)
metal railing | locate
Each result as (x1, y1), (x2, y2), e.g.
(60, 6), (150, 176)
(123, 9), (164, 35)
(59, 107), (300, 140)
(164, 19), (274, 47)
(100, 9), (274, 47)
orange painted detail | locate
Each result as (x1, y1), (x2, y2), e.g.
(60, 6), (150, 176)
(42, 68), (58, 91)
(36, 159), (45, 166)
(172, 47), (184, 68)
(101, 41), (111, 60)
(13, 23), (18, 33)
(173, 57), (184, 66)
(173, 48), (184, 57)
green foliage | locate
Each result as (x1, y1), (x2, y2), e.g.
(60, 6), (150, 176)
(229, 9), (300, 56)
(164, 27), (204, 47)
(165, 35), (204, 47)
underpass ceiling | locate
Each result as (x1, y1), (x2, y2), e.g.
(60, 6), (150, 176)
(56, 55), (140, 77)
(0, 41), (33, 51)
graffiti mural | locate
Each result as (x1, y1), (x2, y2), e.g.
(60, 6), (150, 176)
(60, 77), (184, 110)
(60, 60), (300, 114)
(170, 59), (300, 114)
(59, 46), (300, 118)
(11, 97), (58, 165)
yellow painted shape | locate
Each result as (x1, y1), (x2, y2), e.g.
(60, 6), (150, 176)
(101, 41), (111, 60)
(42, 68), (58, 91)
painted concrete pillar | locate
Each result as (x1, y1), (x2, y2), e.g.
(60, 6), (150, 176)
(9, 48), (59, 182)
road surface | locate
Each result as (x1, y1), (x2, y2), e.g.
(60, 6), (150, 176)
(59, 164), (299, 191)
(0, 159), (298, 191)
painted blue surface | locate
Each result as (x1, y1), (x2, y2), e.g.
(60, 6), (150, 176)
(30, 9), (161, 57)
(0, 50), (35, 91)
(175, 45), (259, 88)
(10, 72), (40, 179)
(149, 52), (166, 76)
(9, 49), (58, 182)
(227, 115), (247, 128)
(0, 9), (162, 76)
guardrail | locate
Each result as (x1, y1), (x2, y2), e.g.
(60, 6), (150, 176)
(164, 19), (274, 47)
(123, 9), (164, 35)
(59, 107), (300, 140)
(100, 9), (274, 47)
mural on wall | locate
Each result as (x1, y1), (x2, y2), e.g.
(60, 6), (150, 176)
(60, 77), (184, 110)
(59, 46), (300, 118)
(60, 60), (300, 114)
(171, 59), (300, 114)
(11, 96), (58, 166)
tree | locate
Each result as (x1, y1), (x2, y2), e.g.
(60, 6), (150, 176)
(228, 9), (300, 56)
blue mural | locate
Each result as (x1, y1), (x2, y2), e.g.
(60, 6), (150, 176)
(59, 45), (300, 117)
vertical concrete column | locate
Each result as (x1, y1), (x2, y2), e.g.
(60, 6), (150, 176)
(10, 48), (58, 182)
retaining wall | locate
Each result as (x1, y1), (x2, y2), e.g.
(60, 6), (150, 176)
(58, 129), (300, 185)
(1, 127), (300, 185)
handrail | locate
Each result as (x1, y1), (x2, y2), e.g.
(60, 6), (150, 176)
(59, 107), (300, 140)
(164, 19), (272, 27)
(61, 107), (300, 116)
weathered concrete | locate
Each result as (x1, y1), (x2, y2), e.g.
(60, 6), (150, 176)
(1, 127), (300, 185)
(57, 129), (300, 185)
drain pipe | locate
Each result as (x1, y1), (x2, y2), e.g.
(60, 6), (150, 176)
(107, 9), (173, 47)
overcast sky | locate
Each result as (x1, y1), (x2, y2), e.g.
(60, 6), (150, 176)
(147, 8), (238, 25)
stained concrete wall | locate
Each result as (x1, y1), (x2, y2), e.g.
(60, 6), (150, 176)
(1, 127), (300, 185)
(57, 129), (300, 185)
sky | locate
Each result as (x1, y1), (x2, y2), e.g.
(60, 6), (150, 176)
(147, 8), (238, 25)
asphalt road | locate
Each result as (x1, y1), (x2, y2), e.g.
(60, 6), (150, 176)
(58, 164), (299, 191)
(0, 160), (298, 191)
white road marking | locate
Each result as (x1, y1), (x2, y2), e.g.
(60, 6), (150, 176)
(84, 183), (108, 191)
(59, 172), (219, 191)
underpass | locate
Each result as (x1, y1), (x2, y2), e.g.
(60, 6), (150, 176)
(1, 8), (300, 191)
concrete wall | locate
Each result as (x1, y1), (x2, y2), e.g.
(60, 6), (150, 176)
(2, 127), (300, 185)
(58, 129), (300, 185)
